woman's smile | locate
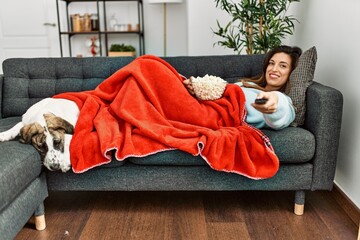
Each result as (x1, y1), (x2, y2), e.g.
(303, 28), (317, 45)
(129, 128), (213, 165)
(268, 72), (280, 79)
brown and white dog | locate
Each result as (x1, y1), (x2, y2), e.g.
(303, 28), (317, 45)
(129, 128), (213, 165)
(0, 98), (79, 172)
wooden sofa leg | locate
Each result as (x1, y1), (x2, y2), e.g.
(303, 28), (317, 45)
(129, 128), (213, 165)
(294, 190), (305, 216)
(294, 203), (304, 216)
(34, 215), (46, 230)
(34, 202), (46, 230)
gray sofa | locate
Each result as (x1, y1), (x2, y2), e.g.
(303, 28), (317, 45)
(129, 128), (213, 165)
(0, 54), (343, 239)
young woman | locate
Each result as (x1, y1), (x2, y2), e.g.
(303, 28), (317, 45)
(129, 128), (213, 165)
(184, 45), (302, 130)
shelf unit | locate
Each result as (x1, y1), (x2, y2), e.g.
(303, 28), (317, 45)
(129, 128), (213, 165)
(56, 0), (145, 57)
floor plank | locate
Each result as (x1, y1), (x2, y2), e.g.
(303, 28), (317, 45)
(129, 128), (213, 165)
(307, 191), (357, 240)
(15, 191), (358, 240)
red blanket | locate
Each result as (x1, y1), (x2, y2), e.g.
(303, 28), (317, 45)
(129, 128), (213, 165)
(54, 55), (279, 179)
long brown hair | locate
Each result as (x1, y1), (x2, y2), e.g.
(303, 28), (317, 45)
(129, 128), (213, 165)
(240, 45), (302, 92)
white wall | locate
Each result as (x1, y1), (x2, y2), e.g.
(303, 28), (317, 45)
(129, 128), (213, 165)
(144, 0), (187, 56)
(186, 0), (234, 56)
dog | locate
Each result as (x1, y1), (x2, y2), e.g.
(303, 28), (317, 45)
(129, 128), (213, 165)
(0, 98), (79, 172)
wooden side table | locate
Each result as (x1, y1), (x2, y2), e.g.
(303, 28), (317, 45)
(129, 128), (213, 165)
(357, 222), (359, 240)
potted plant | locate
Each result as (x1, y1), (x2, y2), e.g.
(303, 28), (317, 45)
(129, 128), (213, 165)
(108, 43), (136, 57)
(213, 0), (300, 54)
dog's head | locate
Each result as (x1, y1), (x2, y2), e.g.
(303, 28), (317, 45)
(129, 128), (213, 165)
(20, 113), (74, 172)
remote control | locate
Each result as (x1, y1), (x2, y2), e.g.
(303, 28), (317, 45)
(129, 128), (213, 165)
(254, 98), (268, 104)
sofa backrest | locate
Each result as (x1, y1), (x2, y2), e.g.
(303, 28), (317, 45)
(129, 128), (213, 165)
(163, 55), (264, 83)
(1, 57), (134, 118)
(1, 54), (264, 118)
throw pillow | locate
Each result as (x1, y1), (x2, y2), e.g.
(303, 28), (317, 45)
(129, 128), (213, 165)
(285, 46), (318, 126)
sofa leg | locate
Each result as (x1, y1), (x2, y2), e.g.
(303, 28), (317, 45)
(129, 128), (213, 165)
(34, 215), (46, 231)
(294, 190), (305, 215)
(34, 202), (46, 230)
(294, 203), (304, 216)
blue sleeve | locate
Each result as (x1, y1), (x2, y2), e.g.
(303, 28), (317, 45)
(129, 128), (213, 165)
(263, 91), (295, 130)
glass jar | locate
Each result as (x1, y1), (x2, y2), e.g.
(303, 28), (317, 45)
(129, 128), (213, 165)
(91, 14), (99, 31)
(72, 14), (81, 32)
(108, 14), (117, 31)
(83, 13), (91, 32)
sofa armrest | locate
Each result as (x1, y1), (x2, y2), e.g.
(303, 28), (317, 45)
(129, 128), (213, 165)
(304, 81), (343, 190)
(0, 74), (3, 119)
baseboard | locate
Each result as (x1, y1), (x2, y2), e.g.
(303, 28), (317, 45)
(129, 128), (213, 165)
(331, 184), (360, 225)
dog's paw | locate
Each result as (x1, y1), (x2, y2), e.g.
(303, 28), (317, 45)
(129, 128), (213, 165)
(0, 132), (10, 142)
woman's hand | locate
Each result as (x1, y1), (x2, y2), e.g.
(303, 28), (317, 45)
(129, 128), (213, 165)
(251, 91), (279, 114)
(183, 78), (195, 95)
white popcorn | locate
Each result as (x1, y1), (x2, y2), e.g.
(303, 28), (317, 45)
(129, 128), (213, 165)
(190, 74), (227, 100)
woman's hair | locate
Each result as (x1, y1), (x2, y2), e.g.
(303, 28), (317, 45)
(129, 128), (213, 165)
(241, 45), (302, 92)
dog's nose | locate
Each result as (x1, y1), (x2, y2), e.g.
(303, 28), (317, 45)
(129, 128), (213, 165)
(49, 163), (60, 171)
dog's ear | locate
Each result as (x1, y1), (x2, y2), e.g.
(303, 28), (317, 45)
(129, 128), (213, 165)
(31, 133), (48, 156)
(43, 113), (74, 134)
(19, 123), (45, 144)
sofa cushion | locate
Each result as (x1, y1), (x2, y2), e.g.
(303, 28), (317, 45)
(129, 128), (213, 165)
(0, 139), (43, 212)
(128, 127), (315, 166)
(129, 150), (205, 166)
(0, 117), (43, 211)
(0, 116), (22, 132)
(0, 117), (314, 172)
(262, 127), (315, 163)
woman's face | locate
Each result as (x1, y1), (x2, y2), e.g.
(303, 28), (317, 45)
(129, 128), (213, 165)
(265, 52), (292, 91)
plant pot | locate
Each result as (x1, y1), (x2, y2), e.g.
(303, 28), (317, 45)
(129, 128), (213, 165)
(108, 51), (136, 57)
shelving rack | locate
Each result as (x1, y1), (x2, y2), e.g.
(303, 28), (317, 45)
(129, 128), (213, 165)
(56, 0), (145, 57)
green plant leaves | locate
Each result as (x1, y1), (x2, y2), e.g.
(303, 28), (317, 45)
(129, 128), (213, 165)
(109, 44), (136, 52)
(213, 0), (300, 54)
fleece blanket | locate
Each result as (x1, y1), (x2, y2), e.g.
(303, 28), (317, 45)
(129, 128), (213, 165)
(54, 55), (279, 179)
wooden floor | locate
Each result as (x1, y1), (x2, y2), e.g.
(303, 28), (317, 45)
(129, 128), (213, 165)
(15, 190), (358, 240)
